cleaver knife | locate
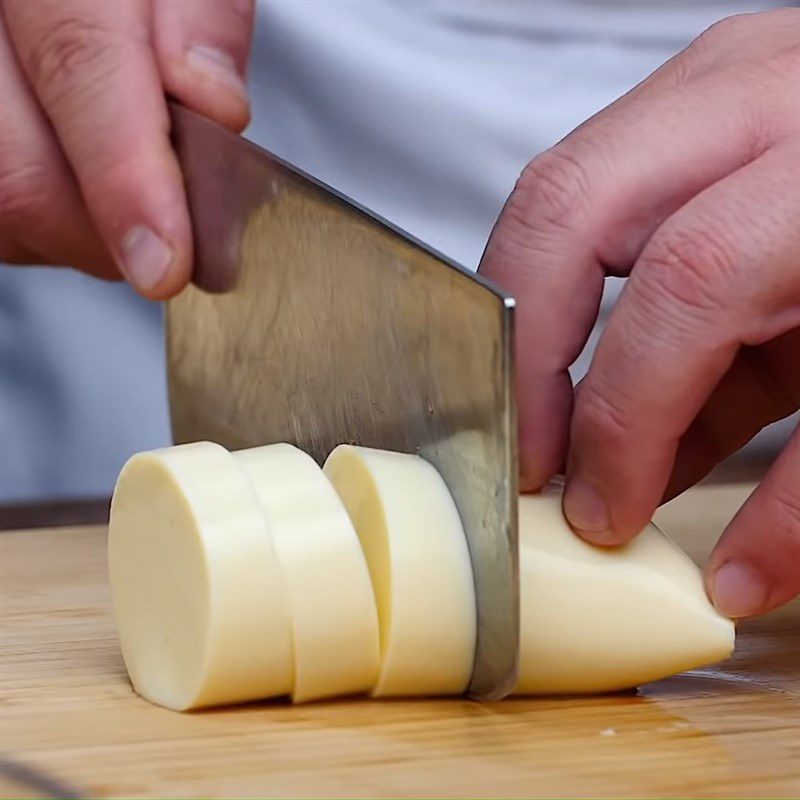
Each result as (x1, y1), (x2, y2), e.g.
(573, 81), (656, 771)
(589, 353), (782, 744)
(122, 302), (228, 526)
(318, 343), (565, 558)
(166, 103), (519, 700)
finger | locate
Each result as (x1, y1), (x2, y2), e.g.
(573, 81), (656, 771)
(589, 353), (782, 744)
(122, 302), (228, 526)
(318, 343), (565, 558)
(478, 24), (779, 491)
(3, 0), (191, 298)
(564, 141), (800, 544)
(479, 156), (605, 491)
(664, 328), (800, 500)
(153, 0), (254, 133)
(705, 426), (800, 618)
(0, 15), (114, 277)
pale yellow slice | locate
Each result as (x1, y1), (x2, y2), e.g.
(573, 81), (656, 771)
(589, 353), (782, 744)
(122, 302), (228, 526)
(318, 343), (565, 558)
(235, 444), (380, 702)
(109, 441), (735, 711)
(323, 445), (476, 696)
(514, 484), (735, 695)
(108, 441), (293, 710)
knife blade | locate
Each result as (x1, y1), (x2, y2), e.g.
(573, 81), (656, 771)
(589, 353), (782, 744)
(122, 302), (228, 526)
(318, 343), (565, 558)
(166, 103), (519, 700)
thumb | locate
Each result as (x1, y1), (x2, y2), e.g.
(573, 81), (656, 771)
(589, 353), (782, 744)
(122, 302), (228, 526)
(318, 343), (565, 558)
(705, 426), (800, 618)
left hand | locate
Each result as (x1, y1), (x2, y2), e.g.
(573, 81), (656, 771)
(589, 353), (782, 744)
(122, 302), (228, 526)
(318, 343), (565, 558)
(479, 9), (800, 619)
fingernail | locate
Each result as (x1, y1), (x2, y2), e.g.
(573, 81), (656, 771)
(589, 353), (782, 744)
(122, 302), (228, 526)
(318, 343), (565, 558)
(710, 560), (769, 619)
(564, 474), (612, 540)
(120, 226), (172, 291)
(186, 45), (247, 99)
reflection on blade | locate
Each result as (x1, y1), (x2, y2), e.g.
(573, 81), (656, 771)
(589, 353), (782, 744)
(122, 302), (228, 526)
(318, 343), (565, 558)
(167, 103), (518, 699)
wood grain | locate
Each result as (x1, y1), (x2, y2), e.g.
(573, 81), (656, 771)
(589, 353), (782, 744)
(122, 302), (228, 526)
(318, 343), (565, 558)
(1, 483), (797, 799)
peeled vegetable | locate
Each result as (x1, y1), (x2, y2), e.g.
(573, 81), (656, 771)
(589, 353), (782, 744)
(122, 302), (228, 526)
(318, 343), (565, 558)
(514, 486), (735, 695)
(324, 445), (476, 697)
(109, 441), (735, 711)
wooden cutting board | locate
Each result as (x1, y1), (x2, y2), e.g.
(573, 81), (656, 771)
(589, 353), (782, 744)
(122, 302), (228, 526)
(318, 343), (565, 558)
(1, 483), (798, 799)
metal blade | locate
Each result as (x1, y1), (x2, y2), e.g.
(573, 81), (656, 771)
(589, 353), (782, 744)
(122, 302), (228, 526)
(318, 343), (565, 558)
(166, 103), (518, 699)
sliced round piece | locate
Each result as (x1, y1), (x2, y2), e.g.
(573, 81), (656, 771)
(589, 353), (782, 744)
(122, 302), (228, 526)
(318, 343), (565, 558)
(108, 441), (293, 711)
(323, 445), (476, 697)
(235, 444), (380, 702)
(514, 484), (736, 695)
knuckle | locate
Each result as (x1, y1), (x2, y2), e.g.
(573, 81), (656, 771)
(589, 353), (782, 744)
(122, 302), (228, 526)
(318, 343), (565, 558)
(515, 148), (593, 233)
(700, 13), (749, 43)
(661, 51), (697, 90)
(575, 381), (634, 447)
(24, 15), (118, 95)
(770, 482), (800, 536)
(691, 11), (798, 69)
(681, 14), (752, 79)
(0, 160), (50, 232)
(638, 223), (737, 324)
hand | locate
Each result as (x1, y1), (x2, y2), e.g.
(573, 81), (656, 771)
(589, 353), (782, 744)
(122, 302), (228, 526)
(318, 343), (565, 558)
(480, 9), (800, 618)
(0, 0), (254, 298)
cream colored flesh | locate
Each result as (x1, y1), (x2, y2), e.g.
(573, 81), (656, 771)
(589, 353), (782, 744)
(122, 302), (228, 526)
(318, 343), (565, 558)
(323, 445), (477, 697)
(108, 442), (293, 711)
(235, 444), (380, 702)
(514, 485), (736, 695)
(110, 442), (736, 712)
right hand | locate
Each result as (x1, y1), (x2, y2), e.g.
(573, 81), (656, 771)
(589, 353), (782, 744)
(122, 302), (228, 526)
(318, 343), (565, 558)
(0, 0), (255, 298)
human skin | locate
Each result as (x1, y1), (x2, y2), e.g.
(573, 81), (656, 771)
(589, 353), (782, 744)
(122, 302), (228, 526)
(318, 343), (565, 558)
(480, 9), (800, 619)
(0, 0), (254, 297)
